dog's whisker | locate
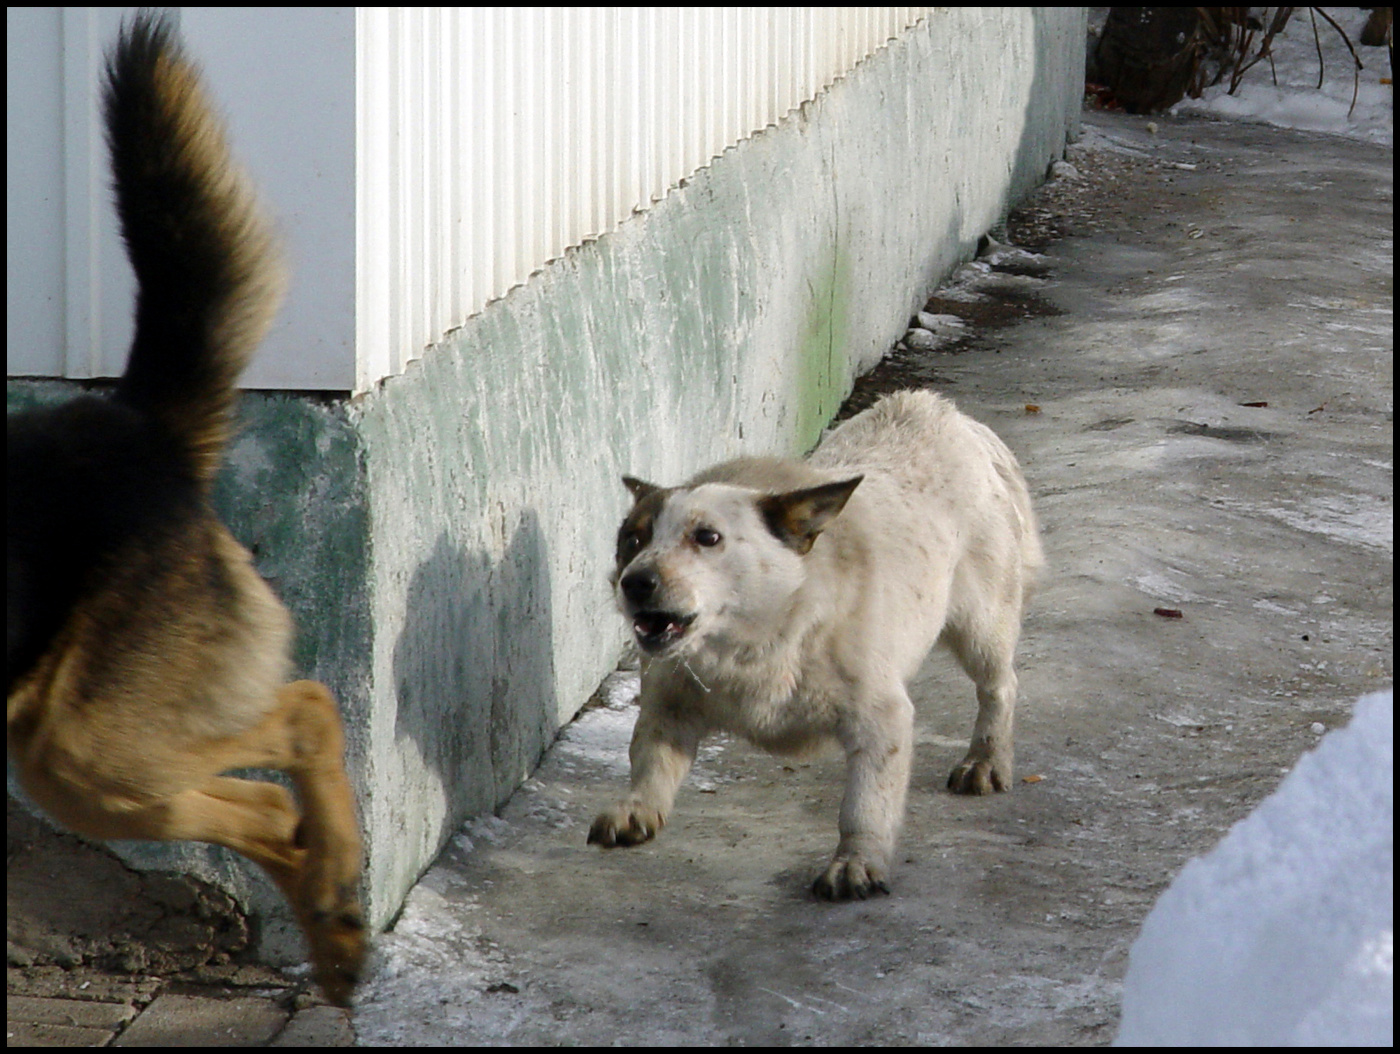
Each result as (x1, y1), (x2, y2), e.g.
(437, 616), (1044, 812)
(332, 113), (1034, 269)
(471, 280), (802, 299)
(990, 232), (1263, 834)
(679, 656), (711, 693)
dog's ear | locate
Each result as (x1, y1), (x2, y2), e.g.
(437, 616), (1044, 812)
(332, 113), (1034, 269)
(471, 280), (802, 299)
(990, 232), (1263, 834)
(758, 476), (863, 554)
(622, 476), (662, 504)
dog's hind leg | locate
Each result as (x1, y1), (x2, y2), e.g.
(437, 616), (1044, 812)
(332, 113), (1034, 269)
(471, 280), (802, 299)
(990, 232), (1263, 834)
(22, 679), (365, 1005)
(942, 615), (1020, 795)
(207, 679), (365, 1006)
(814, 685), (914, 900)
(22, 766), (303, 879)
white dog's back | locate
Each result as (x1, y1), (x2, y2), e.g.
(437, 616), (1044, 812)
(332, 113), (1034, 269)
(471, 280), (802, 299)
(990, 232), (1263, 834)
(809, 391), (1043, 677)
(812, 390), (1043, 596)
(595, 389), (1042, 899)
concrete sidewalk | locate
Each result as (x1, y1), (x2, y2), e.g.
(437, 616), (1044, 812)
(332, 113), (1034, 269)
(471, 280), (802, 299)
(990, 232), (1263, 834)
(354, 109), (1393, 1044)
(8, 108), (1392, 1045)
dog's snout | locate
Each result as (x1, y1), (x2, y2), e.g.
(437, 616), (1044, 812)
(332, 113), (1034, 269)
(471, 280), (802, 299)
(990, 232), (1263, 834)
(620, 569), (659, 605)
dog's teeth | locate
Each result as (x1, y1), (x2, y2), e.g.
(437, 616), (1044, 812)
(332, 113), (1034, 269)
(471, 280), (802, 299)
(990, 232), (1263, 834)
(633, 611), (692, 651)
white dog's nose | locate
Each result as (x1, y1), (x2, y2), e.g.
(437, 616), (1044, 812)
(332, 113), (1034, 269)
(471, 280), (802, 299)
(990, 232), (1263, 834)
(620, 569), (659, 605)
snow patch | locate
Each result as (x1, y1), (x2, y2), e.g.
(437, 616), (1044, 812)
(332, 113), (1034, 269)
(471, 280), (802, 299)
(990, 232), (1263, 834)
(1116, 690), (1394, 1045)
(1171, 8), (1393, 146)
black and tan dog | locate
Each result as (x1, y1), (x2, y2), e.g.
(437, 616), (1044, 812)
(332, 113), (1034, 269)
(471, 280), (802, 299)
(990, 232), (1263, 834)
(6, 15), (364, 1005)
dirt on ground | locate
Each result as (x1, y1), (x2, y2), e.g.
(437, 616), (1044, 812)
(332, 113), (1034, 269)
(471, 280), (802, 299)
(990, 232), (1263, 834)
(6, 794), (307, 1004)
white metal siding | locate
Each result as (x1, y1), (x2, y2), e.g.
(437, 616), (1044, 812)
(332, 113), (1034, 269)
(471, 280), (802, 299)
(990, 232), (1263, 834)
(9, 7), (931, 392)
(354, 7), (930, 390)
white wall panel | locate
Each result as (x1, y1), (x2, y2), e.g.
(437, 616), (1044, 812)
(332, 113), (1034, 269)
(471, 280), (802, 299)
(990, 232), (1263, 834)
(354, 7), (931, 389)
(9, 7), (931, 391)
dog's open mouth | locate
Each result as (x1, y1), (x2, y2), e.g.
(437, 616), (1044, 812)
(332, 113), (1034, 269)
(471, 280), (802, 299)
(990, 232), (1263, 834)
(631, 610), (696, 653)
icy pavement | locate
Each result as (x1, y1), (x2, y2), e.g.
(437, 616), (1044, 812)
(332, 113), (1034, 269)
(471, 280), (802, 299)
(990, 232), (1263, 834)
(352, 105), (1392, 1045)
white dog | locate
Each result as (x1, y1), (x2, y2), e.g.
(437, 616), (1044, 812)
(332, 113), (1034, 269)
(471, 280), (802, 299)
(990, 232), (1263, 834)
(589, 390), (1043, 899)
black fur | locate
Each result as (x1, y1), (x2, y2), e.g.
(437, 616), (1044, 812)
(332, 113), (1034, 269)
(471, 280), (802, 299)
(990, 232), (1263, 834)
(7, 13), (281, 691)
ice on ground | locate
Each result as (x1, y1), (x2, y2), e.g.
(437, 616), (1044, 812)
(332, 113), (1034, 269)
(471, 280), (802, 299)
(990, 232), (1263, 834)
(903, 327), (954, 353)
(915, 311), (966, 332)
(1116, 690), (1394, 1046)
(451, 815), (511, 856)
(921, 257), (1053, 315)
(595, 669), (641, 710)
(551, 670), (640, 777)
(976, 236), (1053, 275)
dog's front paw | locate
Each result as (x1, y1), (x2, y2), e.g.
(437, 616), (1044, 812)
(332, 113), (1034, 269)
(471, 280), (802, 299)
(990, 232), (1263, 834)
(298, 875), (366, 1008)
(588, 802), (664, 848)
(294, 822), (366, 1007)
(947, 750), (1012, 795)
(812, 854), (891, 901)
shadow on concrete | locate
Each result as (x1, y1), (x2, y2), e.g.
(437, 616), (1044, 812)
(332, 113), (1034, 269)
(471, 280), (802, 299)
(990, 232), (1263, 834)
(1014, 10), (1088, 212)
(391, 510), (559, 826)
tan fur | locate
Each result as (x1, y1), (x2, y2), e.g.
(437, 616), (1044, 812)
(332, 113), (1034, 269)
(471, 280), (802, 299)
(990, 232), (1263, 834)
(7, 490), (365, 1010)
(148, 56), (286, 485)
(6, 15), (363, 1004)
(591, 390), (1042, 899)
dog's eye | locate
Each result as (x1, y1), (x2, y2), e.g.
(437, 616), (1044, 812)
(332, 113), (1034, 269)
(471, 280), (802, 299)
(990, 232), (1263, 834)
(693, 527), (722, 548)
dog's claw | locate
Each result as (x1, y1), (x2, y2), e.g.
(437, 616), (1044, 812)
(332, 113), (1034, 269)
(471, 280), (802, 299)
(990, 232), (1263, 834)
(947, 757), (1011, 795)
(588, 804), (663, 848)
(813, 857), (891, 901)
(300, 887), (366, 1006)
(586, 819), (617, 847)
(306, 918), (364, 1006)
(293, 820), (366, 1006)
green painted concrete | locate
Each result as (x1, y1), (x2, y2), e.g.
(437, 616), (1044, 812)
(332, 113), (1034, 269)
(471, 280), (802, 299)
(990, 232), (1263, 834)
(794, 244), (854, 451)
(8, 9), (1088, 959)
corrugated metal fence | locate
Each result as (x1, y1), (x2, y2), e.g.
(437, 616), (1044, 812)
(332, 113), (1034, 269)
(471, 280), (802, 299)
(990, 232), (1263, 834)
(356, 7), (930, 385)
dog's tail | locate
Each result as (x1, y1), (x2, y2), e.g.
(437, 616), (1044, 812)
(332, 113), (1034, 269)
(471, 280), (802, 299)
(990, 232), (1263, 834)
(106, 13), (285, 488)
(991, 446), (1045, 602)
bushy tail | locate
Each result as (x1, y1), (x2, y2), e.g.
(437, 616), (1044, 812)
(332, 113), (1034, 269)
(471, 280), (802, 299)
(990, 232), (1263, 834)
(106, 13), (284, 487)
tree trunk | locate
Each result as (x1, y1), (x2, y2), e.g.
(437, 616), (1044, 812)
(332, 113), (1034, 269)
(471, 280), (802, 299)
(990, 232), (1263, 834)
(1094, 7), (1204, 113)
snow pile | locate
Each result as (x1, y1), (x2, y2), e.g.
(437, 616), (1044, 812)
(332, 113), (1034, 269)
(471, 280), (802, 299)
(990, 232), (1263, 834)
(1116, 690), (1394, 1046)
(902, 311), (966, 352)
(1173, 8), (1393, 146)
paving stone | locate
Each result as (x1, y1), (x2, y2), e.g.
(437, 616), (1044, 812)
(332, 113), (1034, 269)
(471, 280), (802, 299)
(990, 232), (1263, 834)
(5, 964), (162, 1005)
(6, 1020), (116, 1047)
(270, 1005), (355, 1047)
(7, 995), (136, 1029)
(111, 994), (287, 1047)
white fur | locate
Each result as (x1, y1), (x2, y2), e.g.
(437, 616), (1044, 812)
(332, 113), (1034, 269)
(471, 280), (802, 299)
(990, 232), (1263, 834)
(591, 390), (1042, 899)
